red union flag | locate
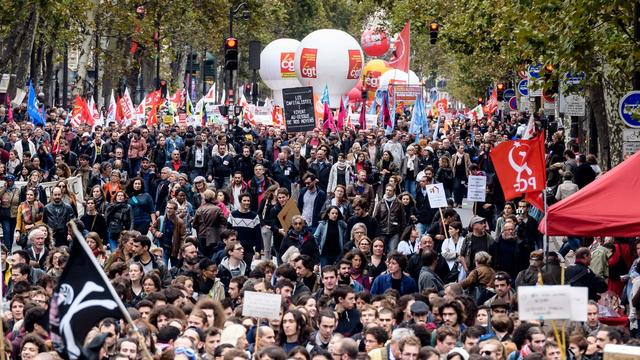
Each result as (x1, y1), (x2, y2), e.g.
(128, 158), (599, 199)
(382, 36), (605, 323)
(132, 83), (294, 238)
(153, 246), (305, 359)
(490, 134), (546, 200)
(280, 52), (296, 78)
(299, 48), (317, 78)
(347, 50), (362, 79)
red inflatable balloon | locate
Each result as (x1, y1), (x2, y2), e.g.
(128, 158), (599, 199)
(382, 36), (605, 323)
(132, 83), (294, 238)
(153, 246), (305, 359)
(361, 28), (390, 57)
(348, 87), (362, 104)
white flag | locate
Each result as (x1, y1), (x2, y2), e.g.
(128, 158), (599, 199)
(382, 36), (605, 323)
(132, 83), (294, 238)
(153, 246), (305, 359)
(107, 90), (116, 123)
(523, 114), (536, 140)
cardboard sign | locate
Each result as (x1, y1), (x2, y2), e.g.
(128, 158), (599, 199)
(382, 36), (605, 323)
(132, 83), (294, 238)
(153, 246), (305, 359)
(518, 285), (588, 321)
(466, 175), (487, 202)
(282, 86), (316, 133)
(0, 176), (85, 216)
(604, 344), (640, 360)
(242, 291), (283, 320)
(425, 183), (448, 208)
(277, 198), (300, 232)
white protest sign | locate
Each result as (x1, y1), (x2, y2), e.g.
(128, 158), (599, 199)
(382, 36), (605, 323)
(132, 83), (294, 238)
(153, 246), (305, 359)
(2, 176), (86, 216)
(518, 285), (588, 321)
(425, 183), (448, 208)
(242, 291), (282, 320)
(565, 94), (586, 116)
(604, 344), (640, 360)
(466, 175), (487, 202)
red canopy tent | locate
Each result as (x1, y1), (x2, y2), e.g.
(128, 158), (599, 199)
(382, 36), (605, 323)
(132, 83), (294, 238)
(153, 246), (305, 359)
(542, 149), (640, 236)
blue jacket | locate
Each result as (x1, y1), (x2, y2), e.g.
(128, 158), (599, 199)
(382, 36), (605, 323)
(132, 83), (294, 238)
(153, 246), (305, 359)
(314, 219), (347, 254)
(370, 273), (418, 296)
(297, 187), (327, 228)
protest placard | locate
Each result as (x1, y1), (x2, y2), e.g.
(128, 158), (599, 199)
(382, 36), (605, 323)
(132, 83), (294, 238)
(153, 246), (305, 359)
(242, 291), (282, 320)
(425, 183), (448, 208)
(518, 285), (587, 321)
(466, 175), (487, 202)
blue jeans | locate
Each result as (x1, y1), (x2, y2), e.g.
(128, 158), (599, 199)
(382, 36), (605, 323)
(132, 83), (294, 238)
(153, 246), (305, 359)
(108, 231), (120, 252)
(559, 237), (581, 257)
(403, 179), (416, 198)
(416, 223), (429, 237)
(320, 255), (339, 268)
(1, 217), (16, 250)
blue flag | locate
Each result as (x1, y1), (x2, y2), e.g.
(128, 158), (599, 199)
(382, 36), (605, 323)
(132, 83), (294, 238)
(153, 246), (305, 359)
(27, 81), (44, 126)
(320, 85), (330, 105)
(410, 93), (428, 142)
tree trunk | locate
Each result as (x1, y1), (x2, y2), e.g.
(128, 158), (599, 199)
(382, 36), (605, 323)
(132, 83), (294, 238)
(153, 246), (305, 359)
(72, 3), (98, 97)
(43, 47), (54, 105)
(13, 5), (40, 89)
(588, 78), (612, 170)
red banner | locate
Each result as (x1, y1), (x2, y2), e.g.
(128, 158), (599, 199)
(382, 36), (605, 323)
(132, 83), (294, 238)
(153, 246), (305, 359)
(280, 52), (296, 78)
(389, 22), (410, 73)
(347, 50), (362, 79)
(490, 134), (546, 200)
(299, 48), (318, 78)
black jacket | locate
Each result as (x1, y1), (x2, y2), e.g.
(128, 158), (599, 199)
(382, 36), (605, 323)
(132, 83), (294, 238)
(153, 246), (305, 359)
(566, 262), (608, 301)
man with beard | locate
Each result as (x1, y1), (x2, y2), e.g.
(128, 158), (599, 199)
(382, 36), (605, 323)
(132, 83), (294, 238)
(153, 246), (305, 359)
(43, 187), (76, 247)
(170, 242), (201, 278)
(492, 221), (525, 279)
(337, 258), (364, 292)
(154, 167), (172, 215)
(137, 157), (156, 197)
(210, 142), (234, 190)
(407, 234), (449, 281)
(235, 145), (255, 182)
(346, 169), (376, 214)
(484, 272), (516, 308)
(414, 169), (437, 236)
(248, 164), (276, 212)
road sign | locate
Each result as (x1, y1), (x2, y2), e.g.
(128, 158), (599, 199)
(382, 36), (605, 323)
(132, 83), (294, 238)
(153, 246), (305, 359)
(527, 64), (542, 79)
(528, 79), (542, 97)
(565, 71), (586, 86)
(565, 94), (585, 116)
(619, 91), (640, 128)
(518, 80), (529, 96)
(504, 89), (516, 100)
(623, 141), (640, 157)
(509, 97), (517, 111)
(623, 128), (640, 142)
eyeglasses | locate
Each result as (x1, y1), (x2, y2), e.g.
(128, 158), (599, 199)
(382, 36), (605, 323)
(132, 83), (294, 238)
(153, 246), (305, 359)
(294, 222), (304, 225)
(234, 247), (244, 251)
(495, 274), (510, 281)
(480, 351), (494, 356)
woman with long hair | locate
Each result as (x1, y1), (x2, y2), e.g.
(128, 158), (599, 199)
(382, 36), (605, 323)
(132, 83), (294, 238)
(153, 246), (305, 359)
(259, 184), (280, 261)
(85, 232), (108, 266)
(0, 175), (21, 250)
(45, 247), (69, 277)
(14, 188), (45, 248)
(367, 237), (387, 280)
(435, 156), (454, 200)
(314, 205), (347, 267)
(81, 198), (108, 241)
(105, 191), (133, 251)
(345, 249), (371, 290)
(16, 166), (30, 182)
(278, 309), (309, 352)
(127, 177), (156, 235)
(90, 185), (109, 214)
(53, 162), (72, 181)
(191, 176), (208, 210)
(57, 179), (78, 217)
(7, 150), (21, 176)
(214, 189), (232, 217)
(128, 261), (146, 306)
(398, 225), (420, 256)
(321, 184), (352, 220)
(377, 151), (398, 194)
(451, 145), (471, 208)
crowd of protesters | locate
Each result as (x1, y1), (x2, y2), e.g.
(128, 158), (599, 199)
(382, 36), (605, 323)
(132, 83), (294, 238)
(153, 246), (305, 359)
(0, 101), (638, 360)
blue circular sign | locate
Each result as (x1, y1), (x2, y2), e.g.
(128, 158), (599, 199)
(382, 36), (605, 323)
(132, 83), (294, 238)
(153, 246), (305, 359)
(528, 64), (542, 79)
(509, 97), (518, 111)
(518, 80), (529, 96)
(503, 89), (516, 100)
(619, 91), (640, 128)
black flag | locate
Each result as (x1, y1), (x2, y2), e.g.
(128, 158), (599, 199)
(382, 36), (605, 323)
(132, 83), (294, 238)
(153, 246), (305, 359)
(48, 230), (125, 359)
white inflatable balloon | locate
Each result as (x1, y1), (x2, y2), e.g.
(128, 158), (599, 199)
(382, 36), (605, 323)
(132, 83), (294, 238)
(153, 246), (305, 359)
(295, 29), (363, 107)
(259, 38), (303, 106)
(378, 69), (420, 88)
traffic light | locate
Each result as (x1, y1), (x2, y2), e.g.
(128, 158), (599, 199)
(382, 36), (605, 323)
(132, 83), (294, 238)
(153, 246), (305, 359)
(224, 37), (239, 71)
(496, 83), (505, 101)
(477, 97), (484, 105)
(159, 79), (167, 97)
(430, 22), (439, 45)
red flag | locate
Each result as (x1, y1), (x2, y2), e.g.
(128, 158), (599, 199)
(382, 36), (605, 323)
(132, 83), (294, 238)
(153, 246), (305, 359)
(487, 87), (499, 115)
(272, 106), (283, 126)
(5, 94), (13, 123)
(115, 95), (124, 123)
(381, 92), (392, 128)
(525, 191), (545, 211)
(489, 134), (546, 200)
(70, 96), (93, 127)
(389, 22), (410, 72)
(337, 97), (347, 130)
(322, 102), (336, 132)
(359, 102), (367, 129)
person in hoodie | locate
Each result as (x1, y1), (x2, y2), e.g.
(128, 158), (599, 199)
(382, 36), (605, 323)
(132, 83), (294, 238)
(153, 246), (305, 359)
(333, 284), (362, 337)
(218, 242), (249, 291)
(280, 215), (319, 259)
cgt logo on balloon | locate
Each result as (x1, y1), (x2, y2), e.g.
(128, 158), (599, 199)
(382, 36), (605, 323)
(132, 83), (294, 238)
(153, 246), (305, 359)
(280, 52), (296, 78)
(300, 48), (318, 78)
(347, 50), (362, 80)
(364, 72), (381, 91)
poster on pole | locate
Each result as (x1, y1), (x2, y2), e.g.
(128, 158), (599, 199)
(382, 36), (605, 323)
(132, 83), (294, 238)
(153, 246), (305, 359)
(282, 86), (316, 133)
(425, 183), (448, 208)
(518, 285), (587, 321)
(466, 175), (487, 202)
(242, 291), (282, 319)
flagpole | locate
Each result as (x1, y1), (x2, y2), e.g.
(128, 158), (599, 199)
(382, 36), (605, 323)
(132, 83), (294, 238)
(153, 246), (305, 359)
(68, 222), (153, 359)
(0, 255), (5, 360)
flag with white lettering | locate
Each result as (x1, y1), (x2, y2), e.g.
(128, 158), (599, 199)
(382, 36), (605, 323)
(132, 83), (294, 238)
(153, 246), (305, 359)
(49, 233), (124, 359)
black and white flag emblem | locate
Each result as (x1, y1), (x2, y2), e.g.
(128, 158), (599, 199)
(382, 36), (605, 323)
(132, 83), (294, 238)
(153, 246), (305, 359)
(48, 233), (124, 359)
